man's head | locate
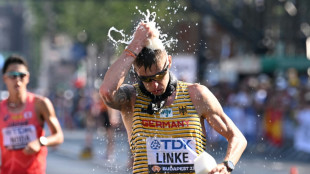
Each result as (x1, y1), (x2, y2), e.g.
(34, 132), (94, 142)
(133, 47), (172, 96)
(2, 55), (30, 93)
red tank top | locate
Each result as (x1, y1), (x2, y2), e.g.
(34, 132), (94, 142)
(0, 92), (47, 174)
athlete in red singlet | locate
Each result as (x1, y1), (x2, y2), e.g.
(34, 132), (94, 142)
(0, 55), (64, 174)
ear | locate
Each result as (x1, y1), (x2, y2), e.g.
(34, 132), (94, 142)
(168, 55), (172, 68)
(2, 75), (6, 84)
(25, 73), (30, 85)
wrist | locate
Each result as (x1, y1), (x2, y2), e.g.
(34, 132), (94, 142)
(223, 160), (235, 172)
(126, 44), (143, 55)
(125, 48), (138, 59)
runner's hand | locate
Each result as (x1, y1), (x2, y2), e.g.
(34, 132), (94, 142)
(23, 139), (41, 155)
(128, 22), (156, 53)
(209, 163), (230, 174)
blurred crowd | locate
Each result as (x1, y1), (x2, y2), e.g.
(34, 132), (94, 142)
(206, 68), (310, 154)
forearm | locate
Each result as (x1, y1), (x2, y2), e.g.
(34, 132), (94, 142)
(100, 52), (135, 101)
(224, 131), (247, 165)
(100, 39), (145, 101)
(46, 117), (64, 146)
(100, 22), (152, 106)
(45, 131), (64, 146)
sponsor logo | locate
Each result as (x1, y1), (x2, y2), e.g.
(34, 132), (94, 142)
(24, 111), (32, 119)
(152, 165), (161, 172)
(160, 108), (173, 118)
(8, 121), (29, 127)
(12, 115), (23, 120)
(150, 139), (193, 150)
(3, 114), (9, 121)
(150, 140), (161, 150)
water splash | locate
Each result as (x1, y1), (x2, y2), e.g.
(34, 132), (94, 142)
(107, 9), (178, 50)
(107, 27), (130, 47)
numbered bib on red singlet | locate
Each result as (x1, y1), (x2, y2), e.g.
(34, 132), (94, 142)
(2, 125), (37, 150)
(146, 137), (196, 173)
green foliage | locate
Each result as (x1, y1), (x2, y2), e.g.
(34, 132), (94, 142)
(28, 0), (197, 51)
(27, 0), (193, 50)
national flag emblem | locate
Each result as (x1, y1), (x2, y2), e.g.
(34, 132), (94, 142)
(178, 105), (187, 115)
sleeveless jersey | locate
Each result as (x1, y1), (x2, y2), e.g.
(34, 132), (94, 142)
(0, 92), (47, 174)
(130, 81), (207, 174)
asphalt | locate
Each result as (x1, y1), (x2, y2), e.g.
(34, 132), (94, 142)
(49, 128), (310, 174)
(50, 128), (132, 173)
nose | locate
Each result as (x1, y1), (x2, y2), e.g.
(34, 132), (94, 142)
(151, 81), (159, 88)
(16, 79), (23, 85)
(146, 80), (159, 89)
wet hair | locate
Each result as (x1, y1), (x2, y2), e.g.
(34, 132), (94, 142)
(134, 47), (166, 71)
(2, 55), (28, 74)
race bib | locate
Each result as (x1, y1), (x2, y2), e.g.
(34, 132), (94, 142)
(2, 125), (37, 150)
(146, 137), (196, 173)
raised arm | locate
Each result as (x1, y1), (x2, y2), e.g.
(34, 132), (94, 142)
(189, 84), (247, 173)
(99, 22), (154, 110)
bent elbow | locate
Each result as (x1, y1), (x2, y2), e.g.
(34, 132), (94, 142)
(59, 133), (64, 144)
(244, 136), (248, 147)
(56, 131), (64, 145)
(240, 134), (247, 150)
(99, 84), (113, 104)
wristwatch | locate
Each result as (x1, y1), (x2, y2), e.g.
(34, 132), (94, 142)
(39, 136), (48, 146)
(223, 160), (235, 172)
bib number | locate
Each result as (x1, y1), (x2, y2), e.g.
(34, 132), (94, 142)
(2, 125), (37, 150)
(147, 137), (196, 173)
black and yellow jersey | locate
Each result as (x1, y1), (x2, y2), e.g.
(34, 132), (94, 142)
(130, 81), (207, 174)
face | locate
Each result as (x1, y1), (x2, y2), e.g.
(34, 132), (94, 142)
(3, 64), (29, 94)
(135, 54), (172, 96)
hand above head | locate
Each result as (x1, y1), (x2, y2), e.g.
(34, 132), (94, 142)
(128, 22), (158, 54)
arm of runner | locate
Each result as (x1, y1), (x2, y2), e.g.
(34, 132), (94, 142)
(189, 84), (247, 174)
(107, 107), (120, 127)
(23, 96), (64, 155)
(99, 22), (155, 110)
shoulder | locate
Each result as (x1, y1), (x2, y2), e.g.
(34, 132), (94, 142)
(187, 83), (210, 98)
(187, 83), (222, 115)
(34, 94), (50, 103)
(33, 94), (53, 110)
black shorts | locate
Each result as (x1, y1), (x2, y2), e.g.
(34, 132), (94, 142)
(99, 111), (111, 128)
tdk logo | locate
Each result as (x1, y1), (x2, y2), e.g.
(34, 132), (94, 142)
(150, 140), (161, 150)
(150, 139), (193, 150)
